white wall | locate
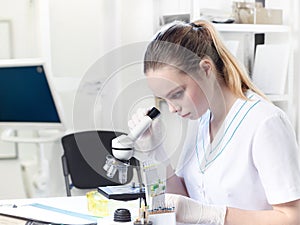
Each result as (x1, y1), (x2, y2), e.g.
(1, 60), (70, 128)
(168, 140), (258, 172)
(0, 0), (39, 58)
(49, 0), (154, 78)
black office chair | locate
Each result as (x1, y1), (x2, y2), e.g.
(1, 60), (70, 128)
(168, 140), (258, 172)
(61, 130), (136, 196)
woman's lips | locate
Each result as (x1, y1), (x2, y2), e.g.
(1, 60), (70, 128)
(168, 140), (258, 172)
(180, 112), (190, 118)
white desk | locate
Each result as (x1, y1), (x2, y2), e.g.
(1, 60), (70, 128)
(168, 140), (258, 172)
(0, 195), (139, 225)
(0, 195), (176, 225)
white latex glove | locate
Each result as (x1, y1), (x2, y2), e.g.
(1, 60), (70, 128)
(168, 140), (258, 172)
(128, 108), (168, 163)
(165, 193), (227, 225)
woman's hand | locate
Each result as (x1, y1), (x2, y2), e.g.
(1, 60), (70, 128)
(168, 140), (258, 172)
(128, 108), (168, 163)
(165, 193), (226, 225)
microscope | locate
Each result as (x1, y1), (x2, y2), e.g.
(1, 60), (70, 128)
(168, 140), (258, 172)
(101, 107), (176, 225)
(102, 107), (160, 224)
(102, 107), (160, 185)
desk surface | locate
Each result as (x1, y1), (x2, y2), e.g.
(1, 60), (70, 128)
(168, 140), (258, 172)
(0, 195), (139, 225)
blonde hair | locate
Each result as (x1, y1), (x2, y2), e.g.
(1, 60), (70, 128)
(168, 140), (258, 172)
(144, 20), (266, 99)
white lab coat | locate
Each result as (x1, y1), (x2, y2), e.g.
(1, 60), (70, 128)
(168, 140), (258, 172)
(176, 91), (300, 211)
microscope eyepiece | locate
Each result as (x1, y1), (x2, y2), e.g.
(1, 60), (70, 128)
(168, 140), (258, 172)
(147, 107), (160, 120)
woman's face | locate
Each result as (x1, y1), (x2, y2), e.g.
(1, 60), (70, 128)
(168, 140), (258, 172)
(146, 66), (209, 120)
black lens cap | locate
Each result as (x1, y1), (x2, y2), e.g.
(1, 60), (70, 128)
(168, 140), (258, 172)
(113, 208), (131, 222)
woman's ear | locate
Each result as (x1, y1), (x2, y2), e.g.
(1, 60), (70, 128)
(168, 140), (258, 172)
(199, 59), (212, 76)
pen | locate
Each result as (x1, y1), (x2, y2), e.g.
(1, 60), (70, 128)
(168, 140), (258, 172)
(0, 204), (17, 208)
(25, 221), (51, 225)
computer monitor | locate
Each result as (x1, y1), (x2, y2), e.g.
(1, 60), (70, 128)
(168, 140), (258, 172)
(0, 58), (65, 130)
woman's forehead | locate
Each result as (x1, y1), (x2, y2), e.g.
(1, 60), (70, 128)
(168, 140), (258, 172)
(147, 67), (185, 85)
(146, 68), (189, 96)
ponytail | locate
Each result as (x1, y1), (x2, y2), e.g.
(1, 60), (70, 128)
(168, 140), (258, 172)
(194, 20), (266, 99)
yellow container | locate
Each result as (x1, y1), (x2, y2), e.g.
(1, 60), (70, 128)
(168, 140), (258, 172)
(86, 190), (109, 217)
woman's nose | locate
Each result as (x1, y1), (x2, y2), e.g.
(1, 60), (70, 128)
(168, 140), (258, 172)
(167, 101), (180, 113)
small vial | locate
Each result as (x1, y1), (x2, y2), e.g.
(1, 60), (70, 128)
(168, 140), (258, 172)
(106, 163), (118, 178)
(118, 163), (129, 184)
(103, 155), (118, 178)
(103, 155), (115, 171)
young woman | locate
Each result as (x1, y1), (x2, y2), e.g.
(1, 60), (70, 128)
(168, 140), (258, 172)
(130, 20), (300, 225)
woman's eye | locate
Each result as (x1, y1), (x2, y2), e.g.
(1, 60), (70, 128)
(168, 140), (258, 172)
(170, 90), (184, 99)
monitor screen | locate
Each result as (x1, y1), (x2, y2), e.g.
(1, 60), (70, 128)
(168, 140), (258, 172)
(0, 59), (64, 130)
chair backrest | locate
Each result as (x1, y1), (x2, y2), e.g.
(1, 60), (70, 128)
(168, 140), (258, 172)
(61, 130), (134, 193)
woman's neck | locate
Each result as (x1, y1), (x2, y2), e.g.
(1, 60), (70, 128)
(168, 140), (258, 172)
(209, 84), (238, 142)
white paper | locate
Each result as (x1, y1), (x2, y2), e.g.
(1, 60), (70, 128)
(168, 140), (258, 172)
(99, 185), (141, 194)
(0, 203), (97, 225)
(252, 44), (289, 94)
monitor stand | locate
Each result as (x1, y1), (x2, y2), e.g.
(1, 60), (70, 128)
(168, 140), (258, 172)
(1, 128), (64, 143)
